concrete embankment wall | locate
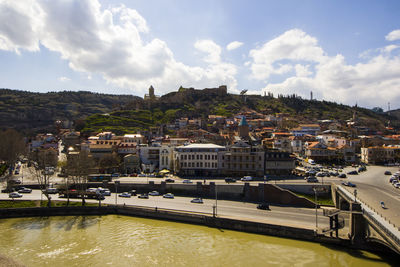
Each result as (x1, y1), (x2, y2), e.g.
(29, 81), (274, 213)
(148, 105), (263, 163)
(24, 182), (323, 208)
(0, 206), (346, 247)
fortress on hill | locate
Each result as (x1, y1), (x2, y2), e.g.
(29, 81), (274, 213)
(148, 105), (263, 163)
(144, 85), (228, 101)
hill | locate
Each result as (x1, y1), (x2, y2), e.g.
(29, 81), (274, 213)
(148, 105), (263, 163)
(0, 89), (141, 133)
(0, 87), (398, 135)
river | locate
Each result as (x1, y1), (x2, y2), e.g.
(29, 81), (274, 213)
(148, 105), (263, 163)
(0, 215), (395, 266)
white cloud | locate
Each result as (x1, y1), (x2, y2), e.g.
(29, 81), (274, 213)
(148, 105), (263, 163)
(226, 41), (243, 51)
(386, 29), (400, 41)
(249, 29), (400, 107)
(59, 76), (70, 82)
(0, 0), (238, 95)
(0, 0), (43, 54)
(249, 29), (326, 81)
(194, 40), (221, 64)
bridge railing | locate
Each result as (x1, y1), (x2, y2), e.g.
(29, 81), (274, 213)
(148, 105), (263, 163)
(337, 185), (400, 246)
(363, 209), (400, 246)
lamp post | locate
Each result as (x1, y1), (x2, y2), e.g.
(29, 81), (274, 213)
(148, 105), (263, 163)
(115, 181), (120, 205)
(354, 189), (357, 202)
(313, 187), (318, 231)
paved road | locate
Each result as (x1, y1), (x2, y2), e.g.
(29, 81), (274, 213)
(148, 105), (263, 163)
(340, 165), (400, 227)
(0, 189), (338, 231)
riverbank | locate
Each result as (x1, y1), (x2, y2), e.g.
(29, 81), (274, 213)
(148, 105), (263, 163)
(0, 205), (348, 246)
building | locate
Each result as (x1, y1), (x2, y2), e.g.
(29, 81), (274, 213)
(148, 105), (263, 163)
(361, 146), (400, 165)
(174, 143), (225, 176)
(265, 151), (295, 175)
(291, 124), (321, 136)
(238, 116), (249, 139)
(219, 141), (264, 177)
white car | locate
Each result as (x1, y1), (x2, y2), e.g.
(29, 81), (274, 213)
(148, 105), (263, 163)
(182, 179), (193, 184)
(9, 192), (23, 198)
(148, 191), (160, 196)
(241, 176), (253, 181)
(18, 187), (32, 193)
(163, 193), (174, 199)
(190, 198), (203, 204)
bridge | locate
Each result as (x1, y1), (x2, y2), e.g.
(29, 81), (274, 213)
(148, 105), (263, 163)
(332, 183), (400, 255)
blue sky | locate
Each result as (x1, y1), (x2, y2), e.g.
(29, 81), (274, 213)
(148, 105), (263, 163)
(1, 0), (400, 109)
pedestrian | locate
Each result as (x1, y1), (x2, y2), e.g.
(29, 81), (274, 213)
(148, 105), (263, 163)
(204, 179), (206, 184)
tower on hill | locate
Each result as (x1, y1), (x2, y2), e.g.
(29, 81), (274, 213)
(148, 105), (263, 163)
(238, 116), (249, 138)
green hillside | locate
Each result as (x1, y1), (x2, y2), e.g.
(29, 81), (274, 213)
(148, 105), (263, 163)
(0, 87), (398, 135)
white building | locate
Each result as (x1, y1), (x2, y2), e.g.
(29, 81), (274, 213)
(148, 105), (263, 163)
(174, 143), (226, 176)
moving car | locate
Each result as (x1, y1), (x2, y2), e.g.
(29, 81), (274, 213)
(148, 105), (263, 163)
(190, 198), (203, 204)
(342, 181), (356, 187)
(148, 191), (160, 196)
(338, 173), (347, 178)
(241, 176), (253, 181)
(306, 176), (318, 183)
(163, 193), (174, 199)
(9, 192), (23, 198)
(257, 203), (270, 210)
(225, 178), (236, 183)
(46, 188), (58, 194)
(165, 178), (175, 183)
(182, 179), (193, 184)
(17, 187), (32, 193)
(118, 192), (131, 198)
(138, 193), (149, 199)
(384, 171), (392, 175)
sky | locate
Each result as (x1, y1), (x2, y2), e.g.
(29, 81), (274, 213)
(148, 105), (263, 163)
(0, 0), (400, 110)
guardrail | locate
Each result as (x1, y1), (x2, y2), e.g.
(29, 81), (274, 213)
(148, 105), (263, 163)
(337, 185), (400, 248)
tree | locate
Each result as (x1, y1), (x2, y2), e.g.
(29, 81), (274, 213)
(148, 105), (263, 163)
(98, 153), (120, 174)
(65, 150), (94, 206)
(29, 148), (57, 207)
(0, 129), (26, 189)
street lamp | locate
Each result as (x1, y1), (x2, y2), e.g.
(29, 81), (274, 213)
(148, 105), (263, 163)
(115, 181), (120, 205)
(312, 187), (318, 231)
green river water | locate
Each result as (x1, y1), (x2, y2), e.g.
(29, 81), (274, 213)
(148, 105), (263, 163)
(0, 215), (395, 266)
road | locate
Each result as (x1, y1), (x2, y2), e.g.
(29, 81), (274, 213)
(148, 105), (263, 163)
(0, 189), (339, 232)
(341, 165), (400, 227)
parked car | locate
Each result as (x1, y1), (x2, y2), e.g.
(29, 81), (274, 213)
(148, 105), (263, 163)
(347, 170), (358, 175)
(9, 192), (23, 198)
(17, 187), (32, 193)
(342, 181), (356, 187)
(9, 179), (21, 185)
(111, 173), (120, 177)
(225, 178), (236, 183)
(182, 179), (193, 184)
(129, 190), (137, 196)
(165, 178), (175, 183)
(148, 191), (160, 196)
(257, 203), (270, 210)
(190, 198), (203, 204)
(358, 166), (366, 172)
(384, 171), (392, 175)
(163, 193), (174, 199)
(118, 192), (131, 198)
(338, 173), (347, 178)
(138, 173), (146, 177)
(138, 193), (149, 199)
(241, 176), (253, 181)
